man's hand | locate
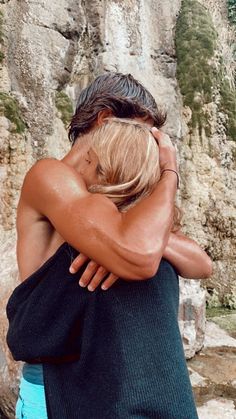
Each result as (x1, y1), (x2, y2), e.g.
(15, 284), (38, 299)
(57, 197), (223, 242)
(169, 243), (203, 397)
(69, 254), (119, 291)
(69, 129), (178, 290)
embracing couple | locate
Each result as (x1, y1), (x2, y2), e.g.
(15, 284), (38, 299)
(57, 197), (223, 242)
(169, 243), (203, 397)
(7, 72), (212, 419)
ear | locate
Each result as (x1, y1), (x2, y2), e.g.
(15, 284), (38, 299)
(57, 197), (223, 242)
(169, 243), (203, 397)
(97, 109), (113, 126)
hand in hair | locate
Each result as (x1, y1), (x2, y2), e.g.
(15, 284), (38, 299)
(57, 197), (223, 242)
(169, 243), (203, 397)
(68, 128), (179, 291)
(151, 128), (177, 172)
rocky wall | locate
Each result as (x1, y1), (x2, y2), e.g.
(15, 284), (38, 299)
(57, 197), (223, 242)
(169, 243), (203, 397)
(0, 0), (235, 416)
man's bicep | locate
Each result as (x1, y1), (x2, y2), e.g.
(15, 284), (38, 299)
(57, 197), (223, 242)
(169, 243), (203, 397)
(21, 159), (125, 269)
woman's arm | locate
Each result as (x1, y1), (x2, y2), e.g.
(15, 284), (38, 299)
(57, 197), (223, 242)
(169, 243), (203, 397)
(163, 231), (213, 279)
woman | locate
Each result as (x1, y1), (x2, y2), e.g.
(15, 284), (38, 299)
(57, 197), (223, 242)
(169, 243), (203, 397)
(7, 117), (207, 418)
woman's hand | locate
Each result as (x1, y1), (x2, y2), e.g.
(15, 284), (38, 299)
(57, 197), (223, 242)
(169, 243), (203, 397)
(69, 254), (119, 291)
(151, 128), (177, 172)
(69, 129), (179, 288)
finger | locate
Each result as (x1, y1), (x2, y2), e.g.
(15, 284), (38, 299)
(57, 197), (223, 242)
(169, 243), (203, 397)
(87, 266), (109, 292)
(151, 127), (161, 141)
(151, 128), (172, 146)
(101, 274), (119, 290)
(69, 254), (89, 274)
(79, 261), (99, 287)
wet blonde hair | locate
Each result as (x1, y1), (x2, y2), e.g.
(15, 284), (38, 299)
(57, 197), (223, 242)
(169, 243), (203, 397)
(88, 117), (182, 230)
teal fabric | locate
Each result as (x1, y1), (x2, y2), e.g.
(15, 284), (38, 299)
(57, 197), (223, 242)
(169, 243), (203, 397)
(16, 375), (47, 419)
(23, 363), (44, 385)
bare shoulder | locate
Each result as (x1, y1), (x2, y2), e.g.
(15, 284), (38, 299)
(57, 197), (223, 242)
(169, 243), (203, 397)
(25, 158), (87, 190)
(21, 158), (90, 212)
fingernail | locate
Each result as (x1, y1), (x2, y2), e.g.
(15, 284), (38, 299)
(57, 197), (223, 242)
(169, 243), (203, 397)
(88, 285), (94, 292)
(69, 267), (75, 274)
(101, 285), (107, 291)
(79, 281), (86, 287)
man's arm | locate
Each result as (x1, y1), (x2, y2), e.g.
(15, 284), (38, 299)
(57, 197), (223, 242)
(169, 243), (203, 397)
(21, 130), (177, 281)
(69, 231), (213, 290)
(163, 231), (213, 279)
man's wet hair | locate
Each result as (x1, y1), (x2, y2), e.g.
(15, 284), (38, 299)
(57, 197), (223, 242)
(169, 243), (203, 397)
(68, 72), (166, 144)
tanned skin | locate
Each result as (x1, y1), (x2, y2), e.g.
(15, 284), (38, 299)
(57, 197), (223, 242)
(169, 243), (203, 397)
(17, 125), (212, 290)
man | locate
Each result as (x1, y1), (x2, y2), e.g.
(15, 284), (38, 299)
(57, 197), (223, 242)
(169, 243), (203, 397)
(17, 72), (212, 288)
(10, 72), (211, 418)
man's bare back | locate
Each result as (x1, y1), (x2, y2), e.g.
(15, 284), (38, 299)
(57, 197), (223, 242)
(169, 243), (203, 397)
(16, 200), (65, 281)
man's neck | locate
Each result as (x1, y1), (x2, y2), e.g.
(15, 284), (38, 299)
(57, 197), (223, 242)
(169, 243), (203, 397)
(61, 134), (91, 172)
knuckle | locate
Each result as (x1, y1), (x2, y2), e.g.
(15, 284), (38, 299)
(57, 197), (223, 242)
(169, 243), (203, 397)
(89, 261), (97, 270)
(98, 266), (106, 275)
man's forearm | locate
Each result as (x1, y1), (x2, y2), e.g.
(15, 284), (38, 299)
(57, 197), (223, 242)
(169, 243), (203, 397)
(24, 130), (178, 280)
(163, 232), (213, 279)
(121, 171), (177, 273)
(69, 171), (178, 286)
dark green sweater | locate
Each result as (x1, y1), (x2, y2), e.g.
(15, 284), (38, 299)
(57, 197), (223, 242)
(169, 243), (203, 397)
(7, 242), (198, 418)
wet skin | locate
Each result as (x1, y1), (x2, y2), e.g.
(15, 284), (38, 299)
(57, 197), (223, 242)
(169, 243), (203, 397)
(16, 124), (212, 288)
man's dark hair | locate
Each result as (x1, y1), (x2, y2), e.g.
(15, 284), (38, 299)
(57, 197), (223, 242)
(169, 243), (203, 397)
(68, 72), (166, 144)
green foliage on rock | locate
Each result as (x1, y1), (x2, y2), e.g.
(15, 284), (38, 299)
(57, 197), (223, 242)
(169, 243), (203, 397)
(0, 92), (26, 133)
(0, 11), (4, 63)
(228, 0), (236, 26)
(220, 77), (236, 140)
(0, 11), (4, 43)
(0, 50), (4, 63)
(206, 306), (235, 317)
(55, 91), (73, 126)
(175, 0), (218, 135)
(222, 0), (236, 140)
(176, 0), (236, 140)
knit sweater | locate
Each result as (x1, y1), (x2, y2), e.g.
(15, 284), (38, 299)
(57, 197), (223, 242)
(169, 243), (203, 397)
(7, 242), (198, 419)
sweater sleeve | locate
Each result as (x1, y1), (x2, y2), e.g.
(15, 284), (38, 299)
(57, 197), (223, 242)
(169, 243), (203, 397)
(6, 244), (89, 362)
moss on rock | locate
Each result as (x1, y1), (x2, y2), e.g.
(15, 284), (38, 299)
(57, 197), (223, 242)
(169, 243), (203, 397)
(0, 11), (4, 43)
(0, 50), (4, 63)
(175, 1), (217, 133)
(206, 306), (235, 318)
(175, 0), (218, 135)
(228, 0), (236, 26)
(175, 0), (236, 141)
(0, 92), (26, 133)
(55, 91), (73, 127)
(0, 11), (5, 63)
(220, 78), (236, 140)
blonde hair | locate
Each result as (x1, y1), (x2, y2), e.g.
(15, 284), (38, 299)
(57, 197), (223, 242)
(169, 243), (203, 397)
(88, 117), (182, 230)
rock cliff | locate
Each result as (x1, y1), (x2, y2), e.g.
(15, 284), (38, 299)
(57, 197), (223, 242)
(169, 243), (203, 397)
(0, 0), (235, 416)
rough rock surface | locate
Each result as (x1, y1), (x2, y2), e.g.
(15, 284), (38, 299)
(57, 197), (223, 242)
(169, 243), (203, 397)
(179, 279), (206, 358)
(179, 0), (236, 309)
(0, 0), (235, 416)
(198, 399), (236, 419)
(189, 318), (236, 418)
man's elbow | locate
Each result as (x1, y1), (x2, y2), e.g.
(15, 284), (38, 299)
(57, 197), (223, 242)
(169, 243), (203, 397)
(200, 256), (213, 279)
(125, 252), (161, 281)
